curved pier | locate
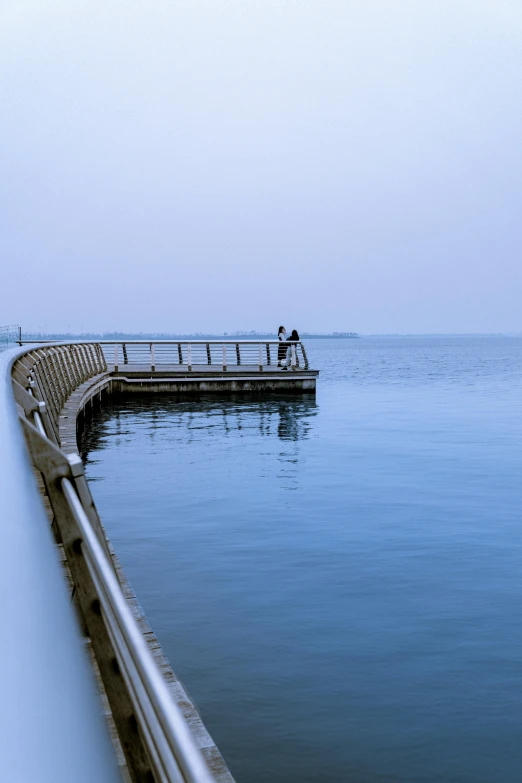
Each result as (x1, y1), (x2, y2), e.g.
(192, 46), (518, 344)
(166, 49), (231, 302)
(1, 340), (318, 782)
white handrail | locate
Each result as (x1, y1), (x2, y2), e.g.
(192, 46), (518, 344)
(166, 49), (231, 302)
(0, 346), (120, 782)
(62, 478), (215, 783)
(99, 341), (308, 370)
(19, 339), (311, 371)
(22, 339), (301, 344)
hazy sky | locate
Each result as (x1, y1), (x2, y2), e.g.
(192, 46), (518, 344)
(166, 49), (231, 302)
(1, 1), (521, 334)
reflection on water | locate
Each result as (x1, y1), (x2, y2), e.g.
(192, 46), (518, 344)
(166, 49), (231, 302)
(80, 395), (317, 493)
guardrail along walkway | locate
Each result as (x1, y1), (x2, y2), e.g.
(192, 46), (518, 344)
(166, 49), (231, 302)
(4, 340), (318, 781)
(8, 342), (241, 782)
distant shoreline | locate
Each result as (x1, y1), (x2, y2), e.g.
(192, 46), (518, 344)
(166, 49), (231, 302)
(20, 331), (360, 340)
(16, 332), (520, 341)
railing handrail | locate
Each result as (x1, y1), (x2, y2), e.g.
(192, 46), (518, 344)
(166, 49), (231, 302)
(3, 342), (221, 781)
(21, 338), (305, 344)
(18, 339), (311, 372)
(0, 345), (120, 782)
(61, 477), (215, 783)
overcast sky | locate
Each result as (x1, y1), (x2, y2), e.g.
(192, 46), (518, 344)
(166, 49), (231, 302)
(1, 1), (521, 334)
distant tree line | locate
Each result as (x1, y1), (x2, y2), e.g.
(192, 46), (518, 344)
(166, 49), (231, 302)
(20, 330), (359, 340)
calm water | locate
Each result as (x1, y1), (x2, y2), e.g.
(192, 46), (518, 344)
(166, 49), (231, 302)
(80, 337), (522, 783)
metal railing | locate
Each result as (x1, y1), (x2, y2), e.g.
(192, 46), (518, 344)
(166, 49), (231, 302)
(0, 345), (120, 782)
(24, 340), (310, 372)
(5, 342), (220, 782)
(13, 342), (107, 441)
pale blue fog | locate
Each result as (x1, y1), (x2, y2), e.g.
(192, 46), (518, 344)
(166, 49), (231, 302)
(1, 1), (522, 333)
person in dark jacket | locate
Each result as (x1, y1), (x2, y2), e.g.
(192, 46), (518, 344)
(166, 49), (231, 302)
(277, 326), (287, 366)
(281, 329), (299, 369)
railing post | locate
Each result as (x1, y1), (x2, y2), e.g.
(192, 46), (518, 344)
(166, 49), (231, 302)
(95, 343), (108, 373)
(83, 344), (96, 378)
(150, 343), (155, 372)
(69, 346), (82, 385)
(206, 343), (211, 365)
(266, 343), (271, 365)
(88, 344), (98, 377)
(51, 348), (68, 405)
(34, 354), (59, 430)
(58, 347), (74, 394)
(298, 342), (307, 369)
(122, 343), (128, 365)
(258, 344), (263, 372)
(114, 344), (119, 372)
(187, 343), (192, 371)
(236, 343), (241, 366)
(49, 350), (66, 409)
(291, 344), (297, 370)
(177, 343), (183, 364)
(222, 344), (227, 372)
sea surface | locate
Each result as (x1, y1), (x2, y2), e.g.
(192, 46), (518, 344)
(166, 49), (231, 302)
(80, 337), (522, 783)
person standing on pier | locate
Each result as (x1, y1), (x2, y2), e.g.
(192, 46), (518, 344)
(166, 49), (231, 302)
(281, 329), (300, 369)
(277, 326), (287, 366)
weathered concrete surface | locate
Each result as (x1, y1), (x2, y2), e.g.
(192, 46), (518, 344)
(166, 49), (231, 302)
(113, 377), (317, 394)
(110, 365), (318, 394)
